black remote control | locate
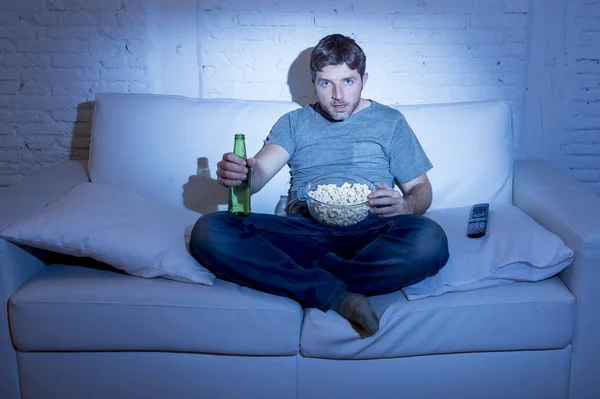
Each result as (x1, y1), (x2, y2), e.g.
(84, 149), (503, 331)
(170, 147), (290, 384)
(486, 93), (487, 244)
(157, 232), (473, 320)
(467, 203), (489, 238)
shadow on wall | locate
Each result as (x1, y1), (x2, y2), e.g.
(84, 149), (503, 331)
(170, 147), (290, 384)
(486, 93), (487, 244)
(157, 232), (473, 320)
(182, 157), (228, 214)
(70, 101), (95, 175)
(288, 47), (317, 107)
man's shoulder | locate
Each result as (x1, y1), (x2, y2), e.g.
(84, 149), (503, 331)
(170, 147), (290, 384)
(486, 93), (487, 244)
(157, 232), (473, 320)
(279, 104), (315, 122)
(370, 100), (405, 119)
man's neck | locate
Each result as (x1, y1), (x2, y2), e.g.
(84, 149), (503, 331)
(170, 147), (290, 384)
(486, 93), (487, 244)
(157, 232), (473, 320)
(354, 98), (372, 114)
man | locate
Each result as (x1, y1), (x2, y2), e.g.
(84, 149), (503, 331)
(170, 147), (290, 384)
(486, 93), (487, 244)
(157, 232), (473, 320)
(189, 34), (449, 336)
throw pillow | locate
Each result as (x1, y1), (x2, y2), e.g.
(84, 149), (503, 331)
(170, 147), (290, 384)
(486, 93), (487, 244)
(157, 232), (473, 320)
(0, 182), (215, 285)
(401, 203), (574, 300)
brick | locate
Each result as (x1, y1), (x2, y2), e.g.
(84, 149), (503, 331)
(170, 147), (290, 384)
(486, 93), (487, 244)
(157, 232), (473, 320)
(0, 25), (41, 39)
(24, 135), (56, 150)
(392, 14), (468, 30)
(566, 155), (600, 169)
(316, 14), (390, 30)
(582, 2), (600, 17)
(0, 54), (22, 67)
(22, 54), (52, 68)
(278, 28), (332, 44)
(502, 0), (531, 14)
(31, 10), (114, 27)
(99, 68), (148, 81)
(0, 109), (44, 123)
(10, 95), (81, 110)
(450, 85), (505, 100)
(576, 46), (600, 60)
(128, 81), (152, 92)
(0, 134), (24, 149)
(51, 81), (92, 96)
(46, 26), (99, 40)
(19, 80), (50, 95)
(0, 11), (19, 24)
(353, 0), (425, 14)
(0, 0), (45, 10)
(20, 68), (83, 81)
(0, 39), (16, 52)
(0, 81), (20, 95)
(15, 39), (89, 53)
(570, 17), (600, 32)
(422, 0), (475, 14)
(21, 149), (69, 163)
(0, 151), (21, 162)
(120, 0), (148, 11)
(100, 55), (129, 69)
(567, 115), (600, 130)
(470, 13), (529, 29)
(89, 81), (129, 94)
(99, 25), (147, 40)
(563, 143), (600, 156)
(18, 122), (71, 136)
(238, 12), (313, 27)
(52, 54), (98, 68)
(469, 43), (527, 58)
(46, 0), (121, 11)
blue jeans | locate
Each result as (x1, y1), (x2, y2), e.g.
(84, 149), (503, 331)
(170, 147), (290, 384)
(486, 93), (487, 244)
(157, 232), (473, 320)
(189, 209), (449, 311)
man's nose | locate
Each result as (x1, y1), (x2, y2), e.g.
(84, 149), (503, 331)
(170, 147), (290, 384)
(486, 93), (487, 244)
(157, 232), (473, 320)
(332, 84), (343, 100)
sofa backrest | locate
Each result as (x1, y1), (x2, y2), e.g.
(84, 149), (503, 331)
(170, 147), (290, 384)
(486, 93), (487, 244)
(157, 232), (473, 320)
(395, 101), (513, 209)
(89, 93), (301, 215)
(88, 93), (513, 215)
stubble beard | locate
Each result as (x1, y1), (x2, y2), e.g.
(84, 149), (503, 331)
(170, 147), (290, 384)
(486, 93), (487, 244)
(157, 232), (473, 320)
(325, 97), (361, 121)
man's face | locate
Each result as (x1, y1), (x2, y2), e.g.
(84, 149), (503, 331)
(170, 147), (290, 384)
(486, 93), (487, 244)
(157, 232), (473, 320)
(314, 63), (368, 121)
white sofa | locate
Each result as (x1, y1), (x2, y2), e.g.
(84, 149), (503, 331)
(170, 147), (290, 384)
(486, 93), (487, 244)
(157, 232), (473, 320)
(0, 93), (599, 399)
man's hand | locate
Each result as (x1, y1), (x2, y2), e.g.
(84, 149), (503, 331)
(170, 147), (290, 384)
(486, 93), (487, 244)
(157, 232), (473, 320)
(367, 183), (412, 217)
(216, 152), (257, 188)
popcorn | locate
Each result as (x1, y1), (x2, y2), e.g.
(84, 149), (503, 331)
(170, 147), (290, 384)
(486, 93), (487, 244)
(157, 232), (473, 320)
(307, 182), (372, 227)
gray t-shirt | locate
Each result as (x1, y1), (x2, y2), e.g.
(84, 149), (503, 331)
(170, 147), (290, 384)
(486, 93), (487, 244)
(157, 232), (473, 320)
(264, 100), (433, 214)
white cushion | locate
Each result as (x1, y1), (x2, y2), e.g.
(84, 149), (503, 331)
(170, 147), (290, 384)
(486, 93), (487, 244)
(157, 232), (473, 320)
(394, 101), (513, 209)
(402, 203), (574, 300)
(88, 93), (301, 215)
(300, 277), (575, 359)
(0, 182), (214, 285)
(10, 265), (302, 355)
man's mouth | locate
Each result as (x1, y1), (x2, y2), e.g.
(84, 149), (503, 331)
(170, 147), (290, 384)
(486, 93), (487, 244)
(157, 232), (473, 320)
(332, 104), (347, 111)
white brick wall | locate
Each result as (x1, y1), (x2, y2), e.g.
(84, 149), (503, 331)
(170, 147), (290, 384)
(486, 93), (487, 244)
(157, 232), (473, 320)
(0, 0), (599, 195)
(562, 0), (600, 194)
(0, 0), (155, 187)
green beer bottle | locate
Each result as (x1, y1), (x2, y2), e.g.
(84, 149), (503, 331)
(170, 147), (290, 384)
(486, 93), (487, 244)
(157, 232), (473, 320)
(228, 134), (251, 216)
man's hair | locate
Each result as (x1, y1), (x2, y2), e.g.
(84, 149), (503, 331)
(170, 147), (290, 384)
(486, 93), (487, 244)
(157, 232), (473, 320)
(310, 34), (367, 81)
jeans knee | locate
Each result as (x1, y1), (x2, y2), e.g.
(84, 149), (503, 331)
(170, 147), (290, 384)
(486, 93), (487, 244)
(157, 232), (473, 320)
(414, 217), (449, 272)
(189, 211), (231, 257)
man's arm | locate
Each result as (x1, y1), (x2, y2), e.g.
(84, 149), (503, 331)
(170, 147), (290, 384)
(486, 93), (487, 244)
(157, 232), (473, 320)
(368, 174), (432, 216)
(398, 174), (432, 215)
(216, 143), (289, 194)
(249, 143), (290, 194)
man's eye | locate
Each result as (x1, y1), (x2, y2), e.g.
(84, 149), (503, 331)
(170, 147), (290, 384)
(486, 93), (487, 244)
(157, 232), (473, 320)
(344, 79), (353, 85)
(320, 81), (330, 87)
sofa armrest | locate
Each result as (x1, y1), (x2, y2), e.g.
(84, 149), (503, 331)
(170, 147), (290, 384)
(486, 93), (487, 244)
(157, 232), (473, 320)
(0, 160), (89, 399)
(513, 159), (600, 399)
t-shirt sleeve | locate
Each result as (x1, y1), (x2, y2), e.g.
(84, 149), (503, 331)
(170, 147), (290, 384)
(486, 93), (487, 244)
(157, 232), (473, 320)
(263, 113), (295, 158)
(389, 115), (433, 184)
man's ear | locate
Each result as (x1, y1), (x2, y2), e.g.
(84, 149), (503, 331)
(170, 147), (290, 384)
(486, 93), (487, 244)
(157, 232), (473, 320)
(362, 72), (369, 87)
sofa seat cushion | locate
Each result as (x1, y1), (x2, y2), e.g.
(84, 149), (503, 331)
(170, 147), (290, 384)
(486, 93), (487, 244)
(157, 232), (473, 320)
(9, 264), (303, 356)
(300, 277), (575, 360)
